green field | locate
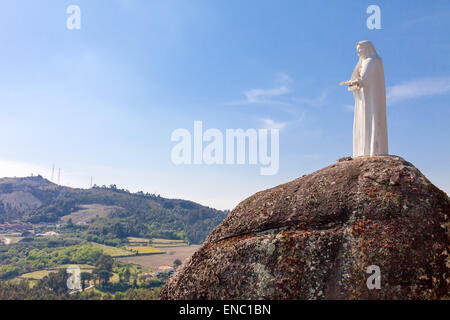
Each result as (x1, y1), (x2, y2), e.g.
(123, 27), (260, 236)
(18, 270), (56, 280)
(126, 237), (188, 248)
(152, 238), (185, 244)
(89, 243), (135, 257)
(0, 236), (24, 245)
(118, 245), (200, 270)
(127, 237), (151, 243)
(16, 267), (123, 285)
(126, 246), (165, 255)
(151, 238), (188, 247)
(55, 264), (96, 269)
(18, 266), (94, 280)
(152, 243), (188, 248)
(60, 204), (123, 225)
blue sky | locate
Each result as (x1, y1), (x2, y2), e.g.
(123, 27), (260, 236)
(1, 0), (449, 210)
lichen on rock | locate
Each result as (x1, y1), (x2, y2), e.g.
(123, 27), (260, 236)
(161, 156), (449, 300)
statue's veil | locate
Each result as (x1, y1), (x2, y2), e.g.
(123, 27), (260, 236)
(351, 41), (379, 81)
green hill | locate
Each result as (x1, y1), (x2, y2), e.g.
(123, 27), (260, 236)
(0, 176), (227, 244)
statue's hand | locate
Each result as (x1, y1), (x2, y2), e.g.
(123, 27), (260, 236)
(340, 80), (351, 86)
(341, 78), (361, 91)
(340, 80), (360, 87)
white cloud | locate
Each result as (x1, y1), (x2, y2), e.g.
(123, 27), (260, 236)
(260, 118), (288, 130)
(276, 72), (293, 84)
(226, 73), (319, 130)
(232, 79), (327, 108)
(387, 77), (450, 104)
(244, 86), (290, 104)
(225, 73), (294, 106)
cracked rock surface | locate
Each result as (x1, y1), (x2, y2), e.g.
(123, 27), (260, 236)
(161, 156), (449, 300)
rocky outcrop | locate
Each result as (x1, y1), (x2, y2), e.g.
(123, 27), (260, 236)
(161, 156), (449, 300)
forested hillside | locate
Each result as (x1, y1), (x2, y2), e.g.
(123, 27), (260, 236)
(0, 176), (227, 244)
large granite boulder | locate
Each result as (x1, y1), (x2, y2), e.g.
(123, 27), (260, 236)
(161, 156), (449, 299)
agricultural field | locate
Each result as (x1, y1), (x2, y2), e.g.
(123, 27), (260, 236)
(0, 236), (23, 245)
(89, 243), (135, 257)
(60, 204), (125, 225)
(127, 237), (151, 244)
(18, 269), (56, 280)
(151, 238), (188, 248)
(125, 246), (165, 255)
(17, 266), (94, 280)
(16, 267), (122, 286)
(16, 264), (95, 280)
(126, 237), (188, 247)
(118, 245), (201, 269)
(152, 238), (185, 244)
(54, 264), (95, 270)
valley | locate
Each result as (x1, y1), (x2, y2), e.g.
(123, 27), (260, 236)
(0, 176), (227, 299)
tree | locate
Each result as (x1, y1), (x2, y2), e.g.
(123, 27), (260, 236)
(40, 270), (69, 295)
(93, 255), (113, 288)
(112, 222), (126, 238)
(173, 259), (182, 268)
(80, 272), (93, 290)
(123, 267), (131, 284)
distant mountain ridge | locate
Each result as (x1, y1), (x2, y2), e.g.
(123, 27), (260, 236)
(0, 175), (227, 244)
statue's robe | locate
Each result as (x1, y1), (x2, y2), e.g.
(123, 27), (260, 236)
(350, 56), (388, 157)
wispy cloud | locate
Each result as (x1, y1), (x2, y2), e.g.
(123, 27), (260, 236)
(226, 73), (325, 130)
(258, 110), (305, 131)
(387, 77), (450, 104)
(244, 86), (290, 104)
(228, 73), (327, 108)
(276, 72), (293, 84)
(227, 73), (293, 106)
(259, 118), (288, 130)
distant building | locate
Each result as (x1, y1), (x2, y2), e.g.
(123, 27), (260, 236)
(158, 266), (174, 271)
(36, 231), (59, 237)
(155, 266), (175, 278)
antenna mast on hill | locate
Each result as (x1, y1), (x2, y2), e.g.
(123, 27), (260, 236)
(51, 164), (55, 182)
(58, 168), (61, 185)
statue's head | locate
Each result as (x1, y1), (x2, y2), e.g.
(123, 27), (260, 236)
(356, 41), (377, 59)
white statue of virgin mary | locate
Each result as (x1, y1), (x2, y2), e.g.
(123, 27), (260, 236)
(341, 41), (389, 158)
